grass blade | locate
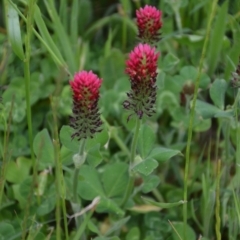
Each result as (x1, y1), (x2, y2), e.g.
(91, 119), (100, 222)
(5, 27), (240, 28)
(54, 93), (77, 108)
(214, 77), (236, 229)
(5, 1), (24, 60)
(44, 0), (77, 73)
(70, 0), (79, 46)
(207, 1), (228, 75)
(34, 5), (66, 66)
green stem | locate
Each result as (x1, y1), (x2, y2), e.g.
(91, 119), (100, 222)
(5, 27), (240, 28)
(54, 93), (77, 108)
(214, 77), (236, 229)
(73, 210), (93, 240)
(130, 118), (141, 166)
(215, 159), (221, 240)
(72, 139), (86, 228)
(215, 120), (222, 161)
(61, 198), (69, 240)
(53, 140), (61, 240)
(21, 1), (37, 239)
(73, 140), (86, 203)
(51, 97), (69, 240)
(183, 0), (218, 237)
(121, 118), (141, 207)
(174, 8), (182, 33)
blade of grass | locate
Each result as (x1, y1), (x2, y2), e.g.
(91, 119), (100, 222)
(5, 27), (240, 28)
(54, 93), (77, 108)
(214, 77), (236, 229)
(224, 21), (240, 80)
(207, 0), (228, 76)
(84, 13), (137, 39)
(59, 0), (67, 30)
(5, 1), (24, 60)
(70, 0), (79, 46)
(34, 5), (66, 65)
(7, 0), (71, 76)
(0, 96), (14, 207)
(232, 186), (240, 224)
(120, 0), (131, 51)
(44, 0), (77, 73)
(183, 0), (218, 237)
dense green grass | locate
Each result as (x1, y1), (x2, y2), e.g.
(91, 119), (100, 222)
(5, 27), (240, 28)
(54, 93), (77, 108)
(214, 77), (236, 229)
(0, 0), (240, 239)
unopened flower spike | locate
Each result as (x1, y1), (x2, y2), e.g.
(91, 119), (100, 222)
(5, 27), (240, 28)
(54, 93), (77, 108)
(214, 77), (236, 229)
(136, 5), (162, 44)
(123, 43), (160, 120)
(69, 70), (102, 140)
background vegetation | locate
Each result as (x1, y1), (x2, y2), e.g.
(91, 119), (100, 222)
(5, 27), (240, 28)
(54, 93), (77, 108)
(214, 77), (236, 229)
(0, 0), (240, 239)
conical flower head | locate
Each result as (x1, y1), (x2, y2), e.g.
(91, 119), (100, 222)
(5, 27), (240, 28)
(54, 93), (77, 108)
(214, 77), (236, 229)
(136, 5), (162, 44)
(70, 71), (102, 140)
(124, 43), (160, 119)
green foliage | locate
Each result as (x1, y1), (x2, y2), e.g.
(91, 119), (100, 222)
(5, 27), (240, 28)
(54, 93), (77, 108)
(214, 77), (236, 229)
(77, 164), (125, 216)
(33, 128), (54, 170)
(5, 2), (24, 60)
(171, 222), (196, 240)
(207, 0), (229, 75)
(210, 78), (228, 110)
(5, 157), (32, 184)
(0, 222), (15, 240)
(0, 0), (240, 239)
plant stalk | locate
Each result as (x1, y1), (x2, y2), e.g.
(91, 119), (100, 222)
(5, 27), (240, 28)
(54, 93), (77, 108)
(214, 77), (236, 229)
(183, 0), (218, 237)
(21, 0), (37, 239)
(72, 139), (86, 226)
(51, 97), (69, 240)
(215, 159), (221, 240)
(121, 118), (141, 207)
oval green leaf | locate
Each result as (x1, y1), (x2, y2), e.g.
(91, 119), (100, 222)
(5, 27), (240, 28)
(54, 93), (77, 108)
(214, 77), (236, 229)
(148, 147), (183, 162)
(33, 128), (54, 170)
(133, 158), (158, 176)
(210, 79), (227, 110)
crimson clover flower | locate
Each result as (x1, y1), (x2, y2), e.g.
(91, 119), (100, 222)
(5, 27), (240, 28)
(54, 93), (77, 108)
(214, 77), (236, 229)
(70, 71), (102, 140)
(123, 43), (160, 120)
(136, 5), (162, 44)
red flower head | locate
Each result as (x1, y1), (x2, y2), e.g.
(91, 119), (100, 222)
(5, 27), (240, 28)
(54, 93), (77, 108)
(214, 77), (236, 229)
(123, 43), (160, 120)
(136, 5), (162, 44)
(70, 71), (102, 140)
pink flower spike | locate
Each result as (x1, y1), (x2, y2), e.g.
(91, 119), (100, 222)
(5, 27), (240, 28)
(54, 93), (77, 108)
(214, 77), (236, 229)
(69, 71), (102, 140)
(124, 43), (160, 120)
(136, 5), (162, 44)
(126, 43), (160, 82)
(70, 71), (102, 103)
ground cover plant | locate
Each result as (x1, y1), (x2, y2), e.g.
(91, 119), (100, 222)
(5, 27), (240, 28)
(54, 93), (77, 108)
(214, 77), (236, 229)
(0, 0), (240, 239)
